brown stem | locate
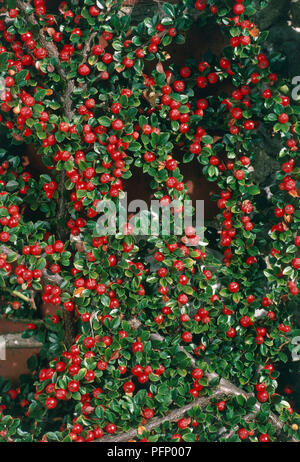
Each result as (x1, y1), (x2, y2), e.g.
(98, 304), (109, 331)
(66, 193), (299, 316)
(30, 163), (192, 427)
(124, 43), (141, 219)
(56, 169), (75, 349)
(98, 392), (225, 442)
(3, 2), (76, 348)
(220, 411), (258, 440)
(97, 324), (298, 443)
(151, 331), (294, 438)
(81, 31), (97, 64)
(64, 80), (75, 123)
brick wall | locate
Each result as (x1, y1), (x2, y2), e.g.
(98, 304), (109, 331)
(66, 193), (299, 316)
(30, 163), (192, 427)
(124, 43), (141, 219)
(0, 320), (41, 383)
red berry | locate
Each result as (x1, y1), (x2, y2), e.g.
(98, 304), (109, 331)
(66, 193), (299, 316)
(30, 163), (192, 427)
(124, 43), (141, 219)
(78, 64), (90, 76)
(217, 400), (226, 411)
(181, 331), (193, 343)
(278, 113), (289, 124)
(45, 397), (57, 409)
(259, 434), (270, 442)
(192, 368), (203, 380)
(177, 417), (191, 429)
(257, 390), (269, 403)
(238, 428), (249, 440)
(123, 381), (135, 394)
(106, 423), (116, 434)
(226, 327), (236, 338)
(228, 282), (239, 293)
(240, 316), (252, 327)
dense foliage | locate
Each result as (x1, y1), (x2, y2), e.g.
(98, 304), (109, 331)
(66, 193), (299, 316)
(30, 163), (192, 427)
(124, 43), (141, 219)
(0, 0), (299, 443)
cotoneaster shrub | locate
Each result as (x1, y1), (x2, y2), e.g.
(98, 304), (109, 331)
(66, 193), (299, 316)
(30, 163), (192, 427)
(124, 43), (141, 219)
(0, 0), (299, 443)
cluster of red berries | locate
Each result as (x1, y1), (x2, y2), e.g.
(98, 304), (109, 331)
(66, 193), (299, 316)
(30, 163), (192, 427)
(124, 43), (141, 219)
(0, 203), (20, 230)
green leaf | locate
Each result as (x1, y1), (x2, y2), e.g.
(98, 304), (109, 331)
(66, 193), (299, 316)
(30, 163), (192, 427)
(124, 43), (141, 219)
(15, 70), (28, 84)
(98, 116), (111, 127)
(5, 180), (19, 191)
(247, 185), (260, 195)
(0, 52), (8, 65)
(163, 3), (175, 18)
(27, 355), (38, 371)
(46, 432), (60, 442)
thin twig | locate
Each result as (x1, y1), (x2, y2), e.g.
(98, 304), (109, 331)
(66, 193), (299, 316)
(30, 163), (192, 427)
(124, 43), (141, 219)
(95, 324), (298, 443)
(4, 288), (31, 304)
(98, 392), (225, 442)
